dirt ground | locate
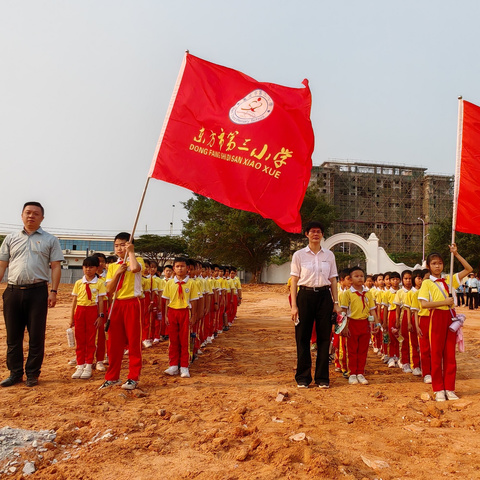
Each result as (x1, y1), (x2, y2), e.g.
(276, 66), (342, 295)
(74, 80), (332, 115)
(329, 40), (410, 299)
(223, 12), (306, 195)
(1, 283), (480, 480)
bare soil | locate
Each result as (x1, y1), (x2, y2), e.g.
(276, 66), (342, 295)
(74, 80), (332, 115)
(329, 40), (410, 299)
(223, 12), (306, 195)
(1, 283), (480, 480)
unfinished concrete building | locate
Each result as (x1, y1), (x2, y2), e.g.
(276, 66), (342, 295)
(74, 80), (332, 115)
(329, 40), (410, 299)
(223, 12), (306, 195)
(310, 160), (454, 254)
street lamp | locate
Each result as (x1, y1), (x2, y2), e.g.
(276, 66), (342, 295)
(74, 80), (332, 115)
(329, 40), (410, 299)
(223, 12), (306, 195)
(418, 217), (426, 265)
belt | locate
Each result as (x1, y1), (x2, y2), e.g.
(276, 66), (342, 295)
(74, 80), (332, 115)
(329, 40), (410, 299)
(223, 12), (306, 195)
(7, 281), (48, 290)
(299, 285), (330, 292)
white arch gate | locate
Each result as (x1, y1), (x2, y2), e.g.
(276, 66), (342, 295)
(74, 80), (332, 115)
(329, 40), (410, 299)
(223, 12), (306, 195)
(322, 232), (420, 274)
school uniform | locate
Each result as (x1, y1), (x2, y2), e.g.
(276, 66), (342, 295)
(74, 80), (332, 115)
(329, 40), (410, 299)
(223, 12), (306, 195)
(105, 257), (145, 382)
(394, 287), (412, 367)
(153, 276), (165, 340)
(418, 274), (460, 392)
(95, 276), (108, 364)
(341, 287), (376, 376)
(403, 288), (421, 370)
(142, 276), (153, 342)
(384, 288), (400, 360)
(408, 287), (430, 375)
(163, 276), (199, 368)
(72, 276), (106, 366)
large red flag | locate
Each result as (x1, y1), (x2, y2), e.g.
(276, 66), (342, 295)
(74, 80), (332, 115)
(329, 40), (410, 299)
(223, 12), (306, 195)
(456, 100), (480, 235)
(148, 53), (314, 233)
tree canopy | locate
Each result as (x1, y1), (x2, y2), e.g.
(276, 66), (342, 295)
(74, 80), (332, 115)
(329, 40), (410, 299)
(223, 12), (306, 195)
(134, 234), (188, 266)
(182, 187), (336, 282)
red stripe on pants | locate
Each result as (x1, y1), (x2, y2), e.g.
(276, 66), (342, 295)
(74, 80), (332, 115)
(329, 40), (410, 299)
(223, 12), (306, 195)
(399, 309), (410, 365)
(418, 315), (431, 375)
(346, 318), (370, 375)
(167, 308), (191, 368)
(74, 305), (98, 365)
(429, 309), (457, 392)
(105, 298), (142, 381)
(408, 321), (421, 369)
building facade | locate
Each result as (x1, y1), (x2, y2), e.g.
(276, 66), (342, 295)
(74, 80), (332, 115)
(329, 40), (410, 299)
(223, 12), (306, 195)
(310, 160), (454, 254)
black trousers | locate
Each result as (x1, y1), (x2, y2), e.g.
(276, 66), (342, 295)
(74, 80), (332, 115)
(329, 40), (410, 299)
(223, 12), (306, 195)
(3, 285), (48, 378)
(295, 288), (333, 385)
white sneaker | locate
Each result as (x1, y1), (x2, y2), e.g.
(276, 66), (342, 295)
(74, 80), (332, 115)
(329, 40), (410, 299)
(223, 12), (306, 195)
(72, 365), (85, 379)
(445, 390), (459, 400)
(68, 358), (77, 366)
(80, 364), (92, 379)
(435, 390), (446, 402)
(402, 364), (413, 373)
(153, 338), (160, 345)
(383, 355), (390, 364)
(397, 361), (404, 369)
(373, 347), (379, 353)
(424, 375), (432, 384)
(348, 375), (358, 385)
(164, 366), (179, 376)
(412, 367), (422, 376)
(96, 361), (106, 372)
(180, 367), (190, 378)
(356, 374), (369, 385)
(387, 358), (396, 368)
(142, 340), (152, 348)
(121, 379), (137, 390)
(124, 349), (129, 355)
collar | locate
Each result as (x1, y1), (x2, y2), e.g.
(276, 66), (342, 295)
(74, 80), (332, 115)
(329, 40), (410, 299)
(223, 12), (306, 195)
(402, 287), (410, 293)
(350, 286), (368, 293)
(389, 287), (398, 293)
(22, 226), (44, 236)
(82, 275), (98, 284)
(174, 275), (189, 284)
(411, 287), (417, 292)
(306, 245), (325, 255)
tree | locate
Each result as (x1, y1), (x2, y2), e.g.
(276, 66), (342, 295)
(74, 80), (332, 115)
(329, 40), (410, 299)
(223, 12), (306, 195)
(427, 218), (480, 272)
(182, 187), (336, 282)
(134, 234), (188, 266)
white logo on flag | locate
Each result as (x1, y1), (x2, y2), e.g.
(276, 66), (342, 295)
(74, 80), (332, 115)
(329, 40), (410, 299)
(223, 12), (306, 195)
(229, 90), (274, 125)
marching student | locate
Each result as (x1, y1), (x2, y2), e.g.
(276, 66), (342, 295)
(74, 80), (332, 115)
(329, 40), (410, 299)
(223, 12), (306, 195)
(405, 269), (427, 379)
(70, 257), (106, 380)
(394, 270), (413, 373)
(341, 266), (379, 385)
(231, 267), (242, 320)
(150, 261), (164, 345)
(163, 257), (199, 378)
(418, 244), (472, 402)
(372, 273), (385, 355)
(99, 233), (144, 391)
(91, 252), (108, 371)
(380, 272), (392, 362)
(383, 271), (400, 368)
(333, 268), (351, 377)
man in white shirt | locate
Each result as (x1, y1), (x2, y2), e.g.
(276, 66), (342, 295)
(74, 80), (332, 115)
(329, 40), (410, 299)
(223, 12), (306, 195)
(290, 221), (341, 388)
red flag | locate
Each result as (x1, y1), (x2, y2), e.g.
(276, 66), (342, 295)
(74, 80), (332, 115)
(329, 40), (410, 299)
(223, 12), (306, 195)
(148, 53), (314, 233)
(456, 100), (480, 235)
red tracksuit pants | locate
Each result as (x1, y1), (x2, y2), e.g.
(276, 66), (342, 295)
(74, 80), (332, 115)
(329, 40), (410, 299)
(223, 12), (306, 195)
(388, 310), (400, 358)
(74, 305), (98, 365)
(418, 315), (431, 376)
(400, 310), (420, 367)
(105, 298), (142, 382)
(346, 319), (370, 375)
(430, 309), (457, 392)
(167, 308), (190, 368)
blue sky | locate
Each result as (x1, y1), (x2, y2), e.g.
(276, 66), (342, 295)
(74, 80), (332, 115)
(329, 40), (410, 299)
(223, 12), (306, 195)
(1, 1), (479, 237)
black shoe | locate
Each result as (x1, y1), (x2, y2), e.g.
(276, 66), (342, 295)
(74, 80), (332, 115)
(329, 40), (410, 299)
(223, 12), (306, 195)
(1, 376), (23, 387)
(26, 377), (39, 387)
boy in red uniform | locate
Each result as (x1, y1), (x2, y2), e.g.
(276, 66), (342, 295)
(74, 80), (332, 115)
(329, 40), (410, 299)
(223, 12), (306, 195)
(163, 257), (199, 378)
(99, 233), (144, 390)
(70, 257), (106, 379)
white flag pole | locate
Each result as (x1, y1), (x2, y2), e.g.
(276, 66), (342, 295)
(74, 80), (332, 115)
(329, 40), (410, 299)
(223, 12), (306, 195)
(105, 51), (189, 331)
(449, 96), (463, 293)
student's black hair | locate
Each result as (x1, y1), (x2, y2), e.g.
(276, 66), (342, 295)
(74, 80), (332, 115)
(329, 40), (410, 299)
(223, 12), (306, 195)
(412, 269), (423, 279)
(164, 264), (173, 270)
(106, 255), (118, 264)
(349, 266), (365, 276)
(390, 271), (401, 280)
(230, 266), (237, 272)
(383, 271), (392, 278)
(426, 252), (444, 271)
(173, 257), (188, 266)
(186, 258), (196, 267)
(304, 221), (324, 235)
(372, 273), (384, 282)
(83, 256), (100, 267)
(366, 274), (373, 281)
(211, 264), (219, 270)
(23, 201), (44, 216)
(143, 258), (151, 266)
(421, 268), (430, 279)
(157, 266), (164, 275)
(149, 260), (158, 267)
(401, 269), (412, 280)
(115, 232), (134, 244)
(339, 268), (351, 280)
(92, 252), (107, 261)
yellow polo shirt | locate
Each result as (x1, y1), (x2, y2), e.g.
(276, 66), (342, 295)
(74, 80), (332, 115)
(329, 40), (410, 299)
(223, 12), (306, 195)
(341, 287), (375, 319)
(106, 257), (145, 300)
(162, 276), (199, 309)
(72, 276), (106, 307)
(418, 274), (459, 311)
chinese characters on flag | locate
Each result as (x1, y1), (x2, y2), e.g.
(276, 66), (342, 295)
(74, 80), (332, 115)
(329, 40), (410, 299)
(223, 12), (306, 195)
(148, 53), (314, 233)
(455, 100), (480, 235)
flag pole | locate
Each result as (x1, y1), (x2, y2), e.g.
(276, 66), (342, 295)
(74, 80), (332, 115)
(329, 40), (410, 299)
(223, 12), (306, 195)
(105, 51), (189, 332)
(449, 96), (463, 292)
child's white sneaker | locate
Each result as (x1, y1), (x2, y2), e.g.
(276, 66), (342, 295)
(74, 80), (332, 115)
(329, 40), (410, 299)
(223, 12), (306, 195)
(180, 367), (190, 378)
(402, 363), (413, 373)
(424, 375), (432, 384)
(412, 367), (422, 376)
(80, 364), (92, 379)
(72, 365), (84, 379)
(387, 358), (396, 368)
(356, 374), (369, 385)
(96, 361), (106, 372)
(435, 390), (446, 402)
(68, 358), (77, 366)
(153, 338), (160, 345)
(348, 375), (358, 385)
(445, 390), (459, 400)
(164, 366), (179, 376)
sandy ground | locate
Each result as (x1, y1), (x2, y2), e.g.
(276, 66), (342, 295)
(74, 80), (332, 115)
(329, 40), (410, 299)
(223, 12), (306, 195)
(1, 283), (480, 480)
